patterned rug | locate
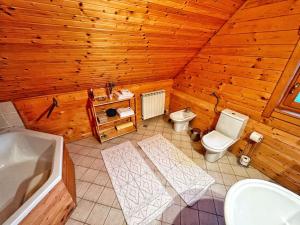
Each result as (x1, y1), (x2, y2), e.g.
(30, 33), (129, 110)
(101, 141), (172, 225)
(138, 134), (215, 206)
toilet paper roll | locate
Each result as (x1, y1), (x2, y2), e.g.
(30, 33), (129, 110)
(249, 131), (263, 143)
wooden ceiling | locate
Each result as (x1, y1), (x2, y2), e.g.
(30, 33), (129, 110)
(0, 0), (244, 100)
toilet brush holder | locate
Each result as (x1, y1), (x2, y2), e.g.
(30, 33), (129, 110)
(240, 155), (251, 167)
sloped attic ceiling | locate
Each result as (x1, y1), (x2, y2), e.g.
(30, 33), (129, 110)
(0, 0), (245, 100)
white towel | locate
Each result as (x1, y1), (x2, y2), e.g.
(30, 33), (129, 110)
(117, 107), (134, 118)
(115, 90), (134, 100)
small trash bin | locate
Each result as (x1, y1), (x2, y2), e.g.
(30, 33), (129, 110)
(190, 128), (202, 142)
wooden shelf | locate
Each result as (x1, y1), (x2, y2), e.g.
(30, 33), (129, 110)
(99, 126), (136, 142)
(93, 96), (134, 107)
(89, 93), (137, 143)
(96, 113), (135, 126)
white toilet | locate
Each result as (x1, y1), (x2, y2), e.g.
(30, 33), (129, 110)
(201, 109), (249, 162)
(170, 109), (196, 132)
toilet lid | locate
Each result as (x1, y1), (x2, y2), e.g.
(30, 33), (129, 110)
(202, 130), (235, 151)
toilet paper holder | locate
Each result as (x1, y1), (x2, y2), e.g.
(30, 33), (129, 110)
(240, 131), (263, 167)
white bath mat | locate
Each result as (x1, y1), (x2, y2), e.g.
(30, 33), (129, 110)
(138, 134), (215, 206)
(101, 141), (172, 225)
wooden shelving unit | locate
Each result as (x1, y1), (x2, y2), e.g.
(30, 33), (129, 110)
(89, 95), (137, 143)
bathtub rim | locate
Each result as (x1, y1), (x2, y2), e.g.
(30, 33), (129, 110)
(1, 127), (64, 225)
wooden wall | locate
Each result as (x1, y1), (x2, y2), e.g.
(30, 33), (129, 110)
(0, 0), (244, 101)
(172, 0), (300, 193)
(14, 80), (173, 142)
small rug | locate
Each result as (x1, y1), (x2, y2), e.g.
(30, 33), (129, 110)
(101, 141), (172, 225)
(138, 134), (215, 206)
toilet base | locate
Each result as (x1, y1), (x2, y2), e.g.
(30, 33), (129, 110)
(173, 122), (189, 132)
(205, 150), (227, 162)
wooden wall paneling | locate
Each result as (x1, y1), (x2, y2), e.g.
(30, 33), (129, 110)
(0, 0), (245, 101)
(172, 0), (300, 193)
(14, 80), (173, 142)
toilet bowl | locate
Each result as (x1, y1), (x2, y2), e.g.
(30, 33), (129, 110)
(201, 130), (236, 162)
(170, 109), (196, 132)
(201, 109), (249, 162)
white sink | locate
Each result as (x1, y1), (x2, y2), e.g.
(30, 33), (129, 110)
(225, 179), (300, 225)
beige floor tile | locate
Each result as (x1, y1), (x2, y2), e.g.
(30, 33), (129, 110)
(193, 158), (206, 169)
(222, 174), (237, 186)
(86, 204), (110, 225)
(181, 135), (191, 142)
(66, 219), (85, 225)
(67, 144), (83, 154)
(71, 199), (94, 222)
(94, 171), (109, 186)
(76, 180), (91, 198)
(88, 148), (102, 158)
(232, 165), (248, 177)
(227, 155), (239, 166)
(77, 155), (96, 168)
(206, 162), (220, 172)
(148, 219), (162, 225)
(246, 167), (265, 179)
(97, 187), (116, 206)
(78, 147), (93, 156)
(218, 163), (234, 175)
(83, 184), (104, 202)
(181, 141), (192, 149)
(210, 184), (227, 199)
(171, 140), (181, 148)
(112, 198), (121, 209)
(207, 171), (223, 184)
(171, 134), (181, 141)
(81, 168), (99, 183)
(91, 158), (106, 171)
(75, 166), (88, 180)
(106, 179), (113, 188)
(218, 156), (230, 164)
(191, 150), (202, 159)
(104, 208), (125, 225)
(235, 176), (247, 181)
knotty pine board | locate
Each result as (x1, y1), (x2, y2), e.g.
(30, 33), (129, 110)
(0, 0), (244, 100)
(14, 80), (173, 142)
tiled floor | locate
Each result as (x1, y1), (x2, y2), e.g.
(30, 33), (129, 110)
(66, 116), (271, 225)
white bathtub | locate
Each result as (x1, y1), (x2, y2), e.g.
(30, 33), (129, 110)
(0, 128), (63, 225)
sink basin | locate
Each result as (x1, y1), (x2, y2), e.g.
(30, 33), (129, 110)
(224, 179), (300, 225)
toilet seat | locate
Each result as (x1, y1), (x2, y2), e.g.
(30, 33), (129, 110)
(202, 130), (235, 152)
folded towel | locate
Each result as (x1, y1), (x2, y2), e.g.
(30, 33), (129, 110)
(116, 122), (134, 130)
(117, 107), (134, 118)
(115, 90), (134, 100)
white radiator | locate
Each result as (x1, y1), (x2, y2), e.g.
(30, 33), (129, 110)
(141, 90), (165, 120)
